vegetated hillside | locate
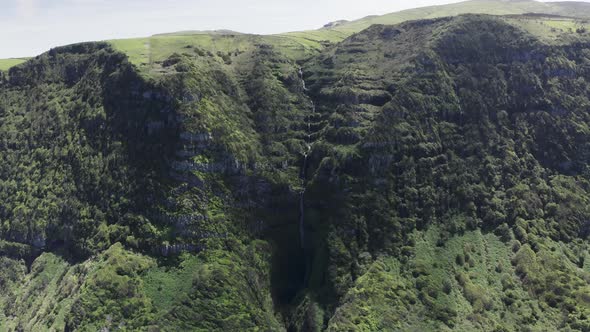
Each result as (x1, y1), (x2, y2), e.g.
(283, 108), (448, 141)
(301, 14), (590, 331)
(0, 39), (310, 331)
(1, 12), (590, 332)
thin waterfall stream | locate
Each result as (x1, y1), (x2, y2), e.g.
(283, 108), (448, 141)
(299, 103), (313, 248)
(298, 67), (314, 284)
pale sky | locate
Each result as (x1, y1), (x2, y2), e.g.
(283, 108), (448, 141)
(0, 0), (578, 58)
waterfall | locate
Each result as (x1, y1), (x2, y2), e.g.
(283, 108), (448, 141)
(299, 190), (306, 248)
(299, 67), (310, 250)
(300, 67), (308, 91)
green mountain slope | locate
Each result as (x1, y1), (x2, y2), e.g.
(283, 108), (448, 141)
(1, 3), (590, 332)
(0, 40), (309, 330)
(300, 15), (590, 330)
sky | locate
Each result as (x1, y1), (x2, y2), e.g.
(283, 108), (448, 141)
(0, 0), (579, 58)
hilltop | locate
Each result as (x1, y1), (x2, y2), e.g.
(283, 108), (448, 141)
(104, 0), (590, 72)
(320, 0), (590, 34)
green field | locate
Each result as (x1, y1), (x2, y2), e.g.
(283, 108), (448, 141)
(109, 31), (330, 72)
(0, 58), (29, 71)
(322, 0), (590, 34)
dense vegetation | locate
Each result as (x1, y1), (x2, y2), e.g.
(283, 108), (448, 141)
(1, 5), (590, 332)
(301, 16), (590, 330)
(0, 34), (310, 331)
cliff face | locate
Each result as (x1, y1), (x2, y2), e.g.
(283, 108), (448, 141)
(0, 43), (177, 257)
(0, 41), (308, 331)
(300, 16), (590, 331)
(1, 14), (590, 331)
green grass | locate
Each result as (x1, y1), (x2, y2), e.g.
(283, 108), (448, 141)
(0, 58), (29, 71)
(109, 37), (150, 65)
(325, 0), (590, 36)
(501, 15), (590, 43)
(109, 32), (327, 71)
